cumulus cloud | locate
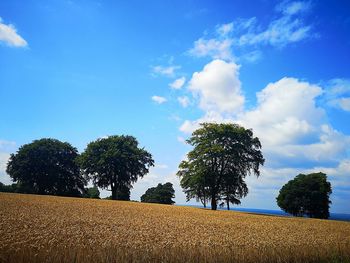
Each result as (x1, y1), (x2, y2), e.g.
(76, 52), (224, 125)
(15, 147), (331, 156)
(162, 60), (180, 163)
(188, 59), (244, 113)
(151, 95), (167, 104)
(0, 17), (27, 47)
(181, 76), (350, 169)
(177, 96), (190, 108)
(238, 77), (324, 146)
(169, 77), (186, 89)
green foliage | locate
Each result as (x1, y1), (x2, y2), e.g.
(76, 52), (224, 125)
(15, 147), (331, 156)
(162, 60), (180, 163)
(6, 138), (86, 197)
(0, 182), (35, 194)
(78, 135), (154, 200)
(115, 184), (130, 201)
(83, 186), (100, 199)
(277, 172), (332, 219)
(141, 182), (175, 204)
(177, 123), (264, 210)
(0, 182), (16, 193)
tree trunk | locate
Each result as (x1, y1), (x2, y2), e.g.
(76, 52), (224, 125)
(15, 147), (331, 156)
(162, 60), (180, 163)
(111, 183), (117, 200)
(211, 196), (217, 210)
(226, 196), (230, 210)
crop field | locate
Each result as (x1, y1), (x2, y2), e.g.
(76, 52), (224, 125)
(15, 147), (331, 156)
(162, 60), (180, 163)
(1, 193), (350, 263)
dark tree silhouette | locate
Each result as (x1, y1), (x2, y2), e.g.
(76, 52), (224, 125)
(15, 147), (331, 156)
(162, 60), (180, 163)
(277, 172), (332, 219)
(6, 138), (85, 197)
(78, 135), (154, 200)
(141, 182), (175, 204)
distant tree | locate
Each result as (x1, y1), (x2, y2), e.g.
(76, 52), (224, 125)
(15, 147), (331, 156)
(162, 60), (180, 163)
(0, 182), (16, 193)
(6, 138), (86, 197)
(277, 172), (332, 219)
(83, 186), (100, 199)
(141, 182), (175, 204)
(78, 135), (154, 200)
(177, 123), (264, 210)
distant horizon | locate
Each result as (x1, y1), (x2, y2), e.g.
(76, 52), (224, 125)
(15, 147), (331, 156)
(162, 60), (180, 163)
(1, 0), (349, 214)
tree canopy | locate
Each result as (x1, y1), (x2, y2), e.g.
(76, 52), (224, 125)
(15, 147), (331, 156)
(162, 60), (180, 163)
(277, 172), (332, 219)
(141, 182), (175, 204)
(78, 135), (154, 200)
(177, 123), (264, 210)
(6, 138), (85, 197)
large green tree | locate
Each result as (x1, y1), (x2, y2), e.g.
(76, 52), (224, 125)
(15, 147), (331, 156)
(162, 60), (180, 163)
(141, 182), (175, 204)
(177, 123), (264, 210)
(277, 172), (332, 219)
(78, 135), (154, 200)
(6, 138), (85, 197)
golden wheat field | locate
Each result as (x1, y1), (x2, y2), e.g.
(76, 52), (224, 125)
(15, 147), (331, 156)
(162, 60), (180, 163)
(0, 193), (350, 263)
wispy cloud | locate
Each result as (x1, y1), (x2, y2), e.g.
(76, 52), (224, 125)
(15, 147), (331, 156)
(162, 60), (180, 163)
(0, 17), (27, 47)
(325, 78), (350, 111)
(151, 95), (167, 104)
(169, 77), (186, 89)
(152, 65), (181, 78)
(177, 96), (190, 108)
(188, 1), (315, 62)
(276, 0), (312, 15)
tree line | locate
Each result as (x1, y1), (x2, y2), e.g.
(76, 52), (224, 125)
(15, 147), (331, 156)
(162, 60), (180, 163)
(1, 123), (332, 218)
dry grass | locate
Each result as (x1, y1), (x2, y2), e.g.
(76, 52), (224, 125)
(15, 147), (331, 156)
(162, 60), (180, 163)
(1, 192), (350, 263)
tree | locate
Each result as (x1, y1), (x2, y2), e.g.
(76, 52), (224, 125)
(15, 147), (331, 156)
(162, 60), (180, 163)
(177, 123), (264, 210)
(83, 186), (100, 199)
(141, 182), (175, 204)
(115, 184), (131, 201)
(78, 135), (154, 200)
(6, 138), (86, 197)
(0, 182), (16, 193)
(277, 172), (332, 219)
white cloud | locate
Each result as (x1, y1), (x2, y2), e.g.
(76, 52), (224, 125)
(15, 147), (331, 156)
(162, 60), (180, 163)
(189, 38), (234, 61)
(277, 1), (311, 16)
(181, 77), (350, 168)
(169, 77), (186, 89)
(188, 59), (244, 113)
(238, 77), (324, 146)
(216, 22), (233, 37)
(0, 17), (27, 47)
(242, 159), (350, 212)
(152, 65), (181, 77)
(238, 16), (312, 47)
(188, 2), (314, 62)
(0, 139), (16, 185)
(177, 96), (190, 108)
(151, 95), (167, 104)
(338, 98), (350, 111)
(326, 79), (350, 111)
(179, 110), (232, 134)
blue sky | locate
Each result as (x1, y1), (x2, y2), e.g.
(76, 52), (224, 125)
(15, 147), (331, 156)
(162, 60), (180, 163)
(1, 0), (350, 213)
